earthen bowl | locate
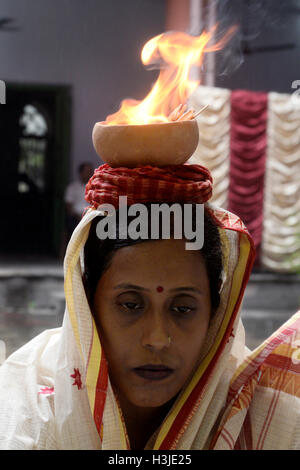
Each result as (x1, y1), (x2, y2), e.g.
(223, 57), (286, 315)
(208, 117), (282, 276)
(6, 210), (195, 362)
(92, 120), (199, 167)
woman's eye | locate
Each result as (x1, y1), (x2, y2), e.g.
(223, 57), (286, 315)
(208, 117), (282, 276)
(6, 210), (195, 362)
(171, 306), (194, 314)
(116, 291), (144, 313)
(120, 302), (143, 311)
(118, 302), (144, 313)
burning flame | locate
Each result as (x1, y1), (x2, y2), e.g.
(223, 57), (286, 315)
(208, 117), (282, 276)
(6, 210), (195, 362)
(104, 25), (236, 126)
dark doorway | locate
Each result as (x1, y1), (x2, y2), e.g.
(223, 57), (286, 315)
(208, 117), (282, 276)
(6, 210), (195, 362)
(0, 83), (71, 258)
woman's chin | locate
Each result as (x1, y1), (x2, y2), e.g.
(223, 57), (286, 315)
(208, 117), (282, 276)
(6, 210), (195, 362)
(127, 389), (178, 409)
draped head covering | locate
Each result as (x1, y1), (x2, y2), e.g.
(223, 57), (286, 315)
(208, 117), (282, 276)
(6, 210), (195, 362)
(0, 162), (300, 450)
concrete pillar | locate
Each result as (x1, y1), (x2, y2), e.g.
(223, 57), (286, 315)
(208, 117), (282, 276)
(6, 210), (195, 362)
(165, 0), (191, 32)
(165, 0), (216, 86)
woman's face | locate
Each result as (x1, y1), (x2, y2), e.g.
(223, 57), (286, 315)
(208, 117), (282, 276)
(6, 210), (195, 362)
(93, 238), (211, 410)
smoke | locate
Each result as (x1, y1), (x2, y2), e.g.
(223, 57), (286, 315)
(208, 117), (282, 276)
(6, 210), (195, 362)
(142, 0), (299, 82)
(198, 0), (299, 78)
(216, 0), (288, 42)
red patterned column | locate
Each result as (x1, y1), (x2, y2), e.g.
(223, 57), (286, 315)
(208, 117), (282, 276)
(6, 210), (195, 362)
(228, 90), (268, 265)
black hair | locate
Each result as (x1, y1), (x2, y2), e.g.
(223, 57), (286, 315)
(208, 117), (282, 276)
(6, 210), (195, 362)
(83, 202), (223, 317)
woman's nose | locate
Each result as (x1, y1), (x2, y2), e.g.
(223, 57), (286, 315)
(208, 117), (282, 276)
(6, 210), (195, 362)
(141, 312), (171, 351)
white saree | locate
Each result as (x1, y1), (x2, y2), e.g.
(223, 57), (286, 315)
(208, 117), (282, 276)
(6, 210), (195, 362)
(0, 204), (300, 450)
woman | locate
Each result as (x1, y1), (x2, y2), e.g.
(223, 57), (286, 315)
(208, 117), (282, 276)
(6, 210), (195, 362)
(0, 163), (299, 450)
(83, 203), (223, 450)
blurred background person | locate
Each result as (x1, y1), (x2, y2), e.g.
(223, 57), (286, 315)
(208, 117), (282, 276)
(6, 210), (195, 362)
(64, 161), (94, 240)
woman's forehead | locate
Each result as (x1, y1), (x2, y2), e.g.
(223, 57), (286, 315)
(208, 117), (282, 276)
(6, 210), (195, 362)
(99, 238), (208, 286)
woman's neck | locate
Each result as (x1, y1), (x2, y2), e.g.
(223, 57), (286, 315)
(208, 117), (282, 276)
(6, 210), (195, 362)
(117, 394), (176, 450)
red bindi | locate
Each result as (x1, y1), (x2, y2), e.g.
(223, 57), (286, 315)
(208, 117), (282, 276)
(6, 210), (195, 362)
(156, 286), (164, 293)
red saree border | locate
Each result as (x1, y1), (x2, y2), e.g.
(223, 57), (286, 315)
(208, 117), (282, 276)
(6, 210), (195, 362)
(93, 351), (108, 435)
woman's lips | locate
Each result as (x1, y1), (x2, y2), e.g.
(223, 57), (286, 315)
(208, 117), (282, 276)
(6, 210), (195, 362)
(133, 364), (174, 381)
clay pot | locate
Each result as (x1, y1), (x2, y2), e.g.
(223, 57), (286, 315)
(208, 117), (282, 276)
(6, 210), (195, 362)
(92, 120), (199, 167)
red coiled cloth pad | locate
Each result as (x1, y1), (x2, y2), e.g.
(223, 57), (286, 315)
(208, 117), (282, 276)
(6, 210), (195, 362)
(85, 163), (213, 210)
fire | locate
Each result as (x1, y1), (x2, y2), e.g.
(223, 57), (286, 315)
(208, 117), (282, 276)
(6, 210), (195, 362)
(105, 25), (236, 126)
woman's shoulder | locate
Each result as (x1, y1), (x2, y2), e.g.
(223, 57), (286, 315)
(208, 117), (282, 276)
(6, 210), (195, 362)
(246, 310), (300, 449)
(0, 328), (62, 449)
(213, 311), (300, 449)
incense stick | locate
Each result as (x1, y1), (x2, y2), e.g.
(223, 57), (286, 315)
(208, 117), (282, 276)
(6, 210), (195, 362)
(192, 104), (209, 118)
(168, 103), (209, 122)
